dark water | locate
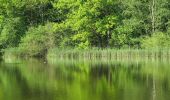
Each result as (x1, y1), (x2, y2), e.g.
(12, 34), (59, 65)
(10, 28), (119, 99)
(0, 59), (170, 100)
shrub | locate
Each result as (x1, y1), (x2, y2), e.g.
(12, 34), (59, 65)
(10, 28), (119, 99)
(141, 32), (170, 49)
(19, 23), (56, 57)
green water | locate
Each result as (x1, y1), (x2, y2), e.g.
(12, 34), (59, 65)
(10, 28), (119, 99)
(0, 59), (170, 100)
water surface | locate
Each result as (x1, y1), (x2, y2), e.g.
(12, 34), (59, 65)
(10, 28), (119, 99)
(0, 59), (170, 100)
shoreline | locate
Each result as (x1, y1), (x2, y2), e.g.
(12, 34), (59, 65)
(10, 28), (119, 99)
(3, 48), (170, 61)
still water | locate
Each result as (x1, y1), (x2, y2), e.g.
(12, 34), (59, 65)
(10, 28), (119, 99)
(0, 59), (170, 100)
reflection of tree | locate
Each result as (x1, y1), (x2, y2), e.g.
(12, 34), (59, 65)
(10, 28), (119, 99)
(0, 60), (170, 100)
(88, 62), (170, 100)
(0, 63), (30, 100)
(152, 78), (156, 100)
(0, 61), (68, 100)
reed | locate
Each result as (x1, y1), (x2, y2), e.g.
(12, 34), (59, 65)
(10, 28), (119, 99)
(3, 47), (170, 61)
(47, 48), (170, 60)
(2, 48), (31, 60)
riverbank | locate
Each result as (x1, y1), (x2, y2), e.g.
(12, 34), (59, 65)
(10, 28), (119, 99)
(2, 48), (170, 61)
(47, 48), (170, 60)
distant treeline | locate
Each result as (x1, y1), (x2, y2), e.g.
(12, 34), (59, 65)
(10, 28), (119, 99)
(0, 0), (170, 57)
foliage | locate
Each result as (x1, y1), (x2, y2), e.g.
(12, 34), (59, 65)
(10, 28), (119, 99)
(0, 0), (170, 57)
(19, 23), (57, 57)
(0, 18), (26, 49)
(142, 32), (170, 48)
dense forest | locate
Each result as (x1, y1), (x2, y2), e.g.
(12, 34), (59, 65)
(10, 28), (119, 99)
(0, 0), (170, 57)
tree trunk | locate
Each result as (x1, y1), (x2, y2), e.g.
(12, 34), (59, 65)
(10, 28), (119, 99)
(151, 0), (155, 33)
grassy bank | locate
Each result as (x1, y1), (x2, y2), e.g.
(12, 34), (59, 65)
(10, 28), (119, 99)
(47, 48), (170, 60)
(3, 48), (170, 61)
(2, 48), (23, 59)
(2, 47), (46, 59)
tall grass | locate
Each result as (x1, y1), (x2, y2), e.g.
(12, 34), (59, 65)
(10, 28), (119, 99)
(3, 47), (170, 61)
(47, 48), (170, 61)
(2, 48), (30, 60)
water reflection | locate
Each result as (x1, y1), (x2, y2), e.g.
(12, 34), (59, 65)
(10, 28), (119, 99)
(0, 59), (170, 100)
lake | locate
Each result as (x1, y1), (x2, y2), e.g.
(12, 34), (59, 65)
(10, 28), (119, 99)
(0, 58), (170, 100)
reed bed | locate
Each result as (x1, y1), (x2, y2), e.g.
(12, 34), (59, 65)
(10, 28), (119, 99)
(3, 48), (170, 61)
(47, 48), (170, 61)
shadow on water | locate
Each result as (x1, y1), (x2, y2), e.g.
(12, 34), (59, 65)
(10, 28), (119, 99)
(0, 58), (170, 100)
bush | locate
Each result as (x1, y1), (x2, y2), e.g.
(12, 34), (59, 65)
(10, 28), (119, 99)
(19, 23), (57, 57)
(141, 32), (170, 49)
